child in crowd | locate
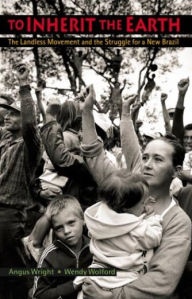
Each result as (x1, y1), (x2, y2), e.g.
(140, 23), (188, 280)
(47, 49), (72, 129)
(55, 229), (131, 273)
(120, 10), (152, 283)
(74, 170), (163, 294)
(33, 195), (92, 299)
(23, 99), (96, 262)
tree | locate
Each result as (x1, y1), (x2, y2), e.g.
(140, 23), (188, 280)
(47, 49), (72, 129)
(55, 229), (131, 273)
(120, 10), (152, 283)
(1, 0), (191, 123)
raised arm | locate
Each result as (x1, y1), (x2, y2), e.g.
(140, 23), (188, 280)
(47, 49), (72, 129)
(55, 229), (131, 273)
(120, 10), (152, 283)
(120, 79), (126, 93)
(120, 95), (142, 173)
(35, 80), (46, 124)
(81, 85), (98, 145)
(41, 99), (96, 188)
(16, 64), (42, 172)
(81, 85), (116, 184)
(160, 93), (172, 134)
(172, 78), (189, 142)
(131, 102), (141, 128)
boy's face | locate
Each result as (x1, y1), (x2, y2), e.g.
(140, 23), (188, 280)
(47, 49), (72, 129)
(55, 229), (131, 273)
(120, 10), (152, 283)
(52, 208), (84, 252)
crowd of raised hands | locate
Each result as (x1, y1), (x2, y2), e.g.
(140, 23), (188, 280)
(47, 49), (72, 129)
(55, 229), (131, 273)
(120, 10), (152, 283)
(0, 64), (192, 299)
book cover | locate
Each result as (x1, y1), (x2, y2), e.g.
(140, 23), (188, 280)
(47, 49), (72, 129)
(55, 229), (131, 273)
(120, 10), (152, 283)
(0, 1), (192, 299)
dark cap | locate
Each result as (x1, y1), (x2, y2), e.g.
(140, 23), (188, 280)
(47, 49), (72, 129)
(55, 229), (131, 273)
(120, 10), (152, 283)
(0, 102), (21, 113)
(0, 94), (14, 105)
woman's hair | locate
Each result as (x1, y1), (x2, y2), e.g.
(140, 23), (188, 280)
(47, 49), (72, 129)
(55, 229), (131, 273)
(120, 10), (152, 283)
(46, 195), (84, 221)
(57, 100), (80, 131)
(156, 134), (185, 167)
(99, 170), (148, 213)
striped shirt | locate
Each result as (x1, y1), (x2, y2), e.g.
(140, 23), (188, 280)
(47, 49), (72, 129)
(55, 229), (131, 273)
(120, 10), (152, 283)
(0, 86), (42, 209)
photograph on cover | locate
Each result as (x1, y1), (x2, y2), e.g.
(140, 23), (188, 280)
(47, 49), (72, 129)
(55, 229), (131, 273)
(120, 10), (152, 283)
(0, 1), (192, 299)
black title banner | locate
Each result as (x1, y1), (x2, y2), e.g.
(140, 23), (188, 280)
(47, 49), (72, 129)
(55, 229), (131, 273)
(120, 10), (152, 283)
(0, 15), (191, 35)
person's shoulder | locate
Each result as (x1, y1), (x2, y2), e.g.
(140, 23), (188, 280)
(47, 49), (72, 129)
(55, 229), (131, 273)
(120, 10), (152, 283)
(63, 130), (79, 147)
(164, 203), (191, 234)
(175, 204), (191, 222)
(178, 185), (192, 199)
(169, 203), (191, 222)
(38, 241), (76, 268)
(38, 243), (58, 266)
(0, 127), (12, 139)
(177, 186), (192, 221)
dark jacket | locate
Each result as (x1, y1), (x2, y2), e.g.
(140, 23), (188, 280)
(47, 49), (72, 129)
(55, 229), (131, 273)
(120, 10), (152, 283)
(41, 121), (97, 209)
(33, 236), (92, 299)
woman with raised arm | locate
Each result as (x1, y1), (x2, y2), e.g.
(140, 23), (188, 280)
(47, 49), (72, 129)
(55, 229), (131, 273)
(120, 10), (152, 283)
(80, 86), (191, 299)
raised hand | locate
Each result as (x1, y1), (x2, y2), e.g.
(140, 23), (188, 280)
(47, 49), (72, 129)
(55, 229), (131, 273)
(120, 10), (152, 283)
(15, 63), (29, 86)
(178, 78), (189, 95)
(122, 94), (138, 114)
(132, 102), (141, 113)
(40, 188), (62, 201)
(161, 93), (168, 103)
(80, 85), (96, 112)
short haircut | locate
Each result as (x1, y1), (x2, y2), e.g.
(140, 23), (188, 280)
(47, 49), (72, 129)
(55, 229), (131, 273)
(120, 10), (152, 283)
(99, 170), (148, 213)
(46, 195), (84, 223)
(184, 123), (192, 131)
(155, 134), (185, 167)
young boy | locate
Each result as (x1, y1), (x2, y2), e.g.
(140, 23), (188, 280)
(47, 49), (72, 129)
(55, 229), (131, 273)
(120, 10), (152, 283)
(32, 195), (92, 299)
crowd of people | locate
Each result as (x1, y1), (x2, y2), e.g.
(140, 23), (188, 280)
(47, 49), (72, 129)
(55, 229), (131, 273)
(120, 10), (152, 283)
(0, 64), (192, 299)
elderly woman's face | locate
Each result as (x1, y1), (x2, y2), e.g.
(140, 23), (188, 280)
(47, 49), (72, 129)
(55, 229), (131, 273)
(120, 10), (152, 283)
(142, 139), (175, 188)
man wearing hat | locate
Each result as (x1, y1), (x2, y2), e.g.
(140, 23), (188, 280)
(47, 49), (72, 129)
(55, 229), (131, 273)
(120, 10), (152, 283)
(0, 93), (15, 126)
(0, 64), (41, 299)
